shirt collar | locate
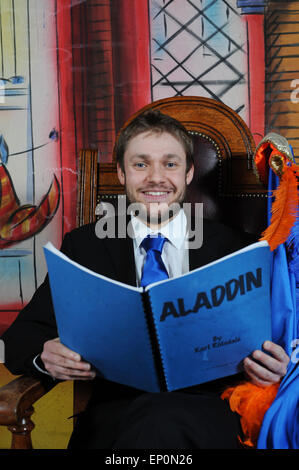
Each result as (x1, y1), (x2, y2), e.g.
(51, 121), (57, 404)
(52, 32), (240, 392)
(130, 209), (187, 250)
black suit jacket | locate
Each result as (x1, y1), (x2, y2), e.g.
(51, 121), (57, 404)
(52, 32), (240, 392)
(2, 218), (255, 395)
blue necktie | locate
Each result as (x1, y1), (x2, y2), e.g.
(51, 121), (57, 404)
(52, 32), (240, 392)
(140, 234), (169, 287)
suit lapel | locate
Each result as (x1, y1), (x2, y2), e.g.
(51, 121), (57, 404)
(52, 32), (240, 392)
(187, 218), (221, 271)
(187, 214), (206, 271)
(189, 245), (204, 271)
(102, 228), (137, 287)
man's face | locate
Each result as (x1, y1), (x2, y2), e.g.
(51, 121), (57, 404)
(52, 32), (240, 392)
(117, 131), (194, 226)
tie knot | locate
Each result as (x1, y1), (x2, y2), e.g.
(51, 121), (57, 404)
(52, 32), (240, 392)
(141, 234), (166, 254)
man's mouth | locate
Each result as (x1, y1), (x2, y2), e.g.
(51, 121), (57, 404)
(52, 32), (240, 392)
(141, 190), (172, 201)
(143, 191), (169, 196)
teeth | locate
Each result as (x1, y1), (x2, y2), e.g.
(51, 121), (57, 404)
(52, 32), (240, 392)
(145, 191), (167, 196)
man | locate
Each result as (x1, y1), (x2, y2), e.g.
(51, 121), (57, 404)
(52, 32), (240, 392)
(2, 110), (289, 449)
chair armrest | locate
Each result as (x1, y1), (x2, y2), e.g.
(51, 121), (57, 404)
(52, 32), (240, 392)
(0, 375), (49, 426)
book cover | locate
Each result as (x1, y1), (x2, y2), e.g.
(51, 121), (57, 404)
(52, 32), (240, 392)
(44, 240), (272, 393)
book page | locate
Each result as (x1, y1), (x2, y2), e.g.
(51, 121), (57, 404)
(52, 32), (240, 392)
(147, 243), (272, 390)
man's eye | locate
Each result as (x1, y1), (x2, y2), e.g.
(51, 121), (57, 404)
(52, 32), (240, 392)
(166, 162), (176, 168)
(135, 162), (146, 168)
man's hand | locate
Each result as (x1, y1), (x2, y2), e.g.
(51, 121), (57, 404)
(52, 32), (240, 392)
(40, 338), (96, 381)
(244, 340), (290, 386)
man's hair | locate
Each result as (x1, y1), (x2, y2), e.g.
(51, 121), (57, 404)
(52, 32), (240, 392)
(114, 109), (194, 172)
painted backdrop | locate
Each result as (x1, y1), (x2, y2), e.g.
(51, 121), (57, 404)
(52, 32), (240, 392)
(0, 0), (299, 335)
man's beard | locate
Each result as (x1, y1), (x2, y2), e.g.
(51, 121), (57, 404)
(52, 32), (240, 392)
(125, 185), (187, 227)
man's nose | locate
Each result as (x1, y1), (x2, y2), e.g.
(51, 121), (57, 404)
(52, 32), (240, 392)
(147, 164), (166, 183)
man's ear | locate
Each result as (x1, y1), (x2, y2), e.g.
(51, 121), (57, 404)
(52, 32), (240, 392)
(186, 164), (194, 186)
(117, 163), (125, 186)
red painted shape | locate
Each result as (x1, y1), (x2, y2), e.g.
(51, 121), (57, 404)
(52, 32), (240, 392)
(56, 0), (78, 234)
(70, 1), (88, 153)
(245, 14), (265, 144)
(0, 303), (23, 335)
(0, 313), (19, 336)
(111, 0), (152, 130)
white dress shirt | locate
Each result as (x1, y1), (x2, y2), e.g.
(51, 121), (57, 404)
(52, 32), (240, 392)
(130, 209), (189, 287)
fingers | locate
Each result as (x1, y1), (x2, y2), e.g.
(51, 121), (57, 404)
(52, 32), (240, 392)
(244, 357), (281, 386)
(244, 341), (290, 386)
(49, 363), (96, 381)
(263, 341), (290, 370)
(41, 338), (96, 381)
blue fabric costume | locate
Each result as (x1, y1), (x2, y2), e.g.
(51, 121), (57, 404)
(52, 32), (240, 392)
(257, 151), (299, 449)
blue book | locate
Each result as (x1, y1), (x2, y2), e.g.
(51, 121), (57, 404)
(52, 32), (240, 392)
(44, 241), (272, 393)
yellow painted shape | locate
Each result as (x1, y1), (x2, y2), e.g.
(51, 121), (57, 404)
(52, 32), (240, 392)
(1, 0), (15, 78)
(0, 364), (73, 449)
(0, 0), (29, 81)
(13, 0), (29, 79)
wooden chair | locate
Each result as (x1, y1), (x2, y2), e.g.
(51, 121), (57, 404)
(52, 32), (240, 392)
(0, 96), (267, 449)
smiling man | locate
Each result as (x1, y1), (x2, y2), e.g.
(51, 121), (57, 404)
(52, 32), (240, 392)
(116, 121), (194, 227)
(2, 110), (289, 449)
